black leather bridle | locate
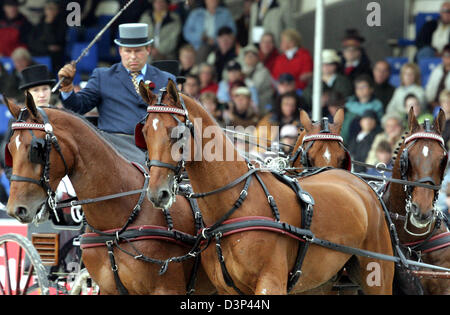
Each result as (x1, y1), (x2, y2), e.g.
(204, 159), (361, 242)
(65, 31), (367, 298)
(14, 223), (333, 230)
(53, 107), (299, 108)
(5, 107), (69, 221)
(397, 122), (448, 236)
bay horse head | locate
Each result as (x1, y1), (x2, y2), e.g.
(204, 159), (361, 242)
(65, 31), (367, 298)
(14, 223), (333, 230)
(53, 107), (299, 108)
(290, 108), (351, 170)
(135, 79), (192, 210)
(3, 94), (72, 223)
(393, 107), (448, 236)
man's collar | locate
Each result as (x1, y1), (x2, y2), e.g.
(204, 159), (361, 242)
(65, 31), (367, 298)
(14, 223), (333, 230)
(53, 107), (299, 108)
(124, 63), (148, 75)
(285, 47), (298, 60)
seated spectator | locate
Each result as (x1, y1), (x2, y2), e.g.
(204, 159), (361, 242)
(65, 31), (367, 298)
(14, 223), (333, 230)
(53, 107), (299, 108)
(178, 44), (199, 77)
(200, 91), (226, 127)
(373, 60), (395, 110)
(27, 0), (66, 74)
(272, 29), (313, 90)
(235, 0), (252, 48)
(258, 32), (279, 75)
(182, 73), (201, 100)
(303, 49), (353, 112)
(0, 62), (16, 100)
(139, 0), (182, 61)
(183, 0), (236, 61)
(345, 74), (384, 121)
(206, 26), (238, 82)
(425, 44), (450, 108)
(279, 124), (298, 155)
(385, 63), (427, 117)
(366, 112), (404, 166)
(198, 62), (219, 94)
(416, 1), (450, 61)
(249, 0), (290, 46)
(347, 109), (383, 173)
(8, 47), (36, 102)
(0, 0), (32, 56)
(242, 45), (274, 115)
(366, 140), (393, 178)
(340, 29), (372, 83)
(256, 91), (301, 144)
(403, 93), (433, 126)
(217, 60), (259, 108)
(224, 86), (259, 128)
(439, 90), (450, 149)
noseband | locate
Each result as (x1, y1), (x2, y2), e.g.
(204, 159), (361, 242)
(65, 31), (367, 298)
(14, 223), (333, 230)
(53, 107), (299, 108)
(398, 127), (448, 237)
(6, 107), (69, 221)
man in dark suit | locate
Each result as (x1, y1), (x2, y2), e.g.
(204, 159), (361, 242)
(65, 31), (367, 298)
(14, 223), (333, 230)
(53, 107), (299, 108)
(57, 23), (176, 164)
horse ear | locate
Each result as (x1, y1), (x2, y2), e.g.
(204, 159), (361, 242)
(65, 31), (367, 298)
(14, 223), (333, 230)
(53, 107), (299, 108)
(299, 110), (313, 131)
(408, 107), (419, 133)
(166, 79), (180, 107)
(433, 109), (446, 135)
(3, 95), (21, 119)
(333, 108), (345, 133)
(139, 80), (153, 105)
(24, 91), (39, 119)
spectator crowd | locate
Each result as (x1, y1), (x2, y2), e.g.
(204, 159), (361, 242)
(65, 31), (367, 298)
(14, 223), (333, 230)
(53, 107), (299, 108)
(1, 0), (450, 218)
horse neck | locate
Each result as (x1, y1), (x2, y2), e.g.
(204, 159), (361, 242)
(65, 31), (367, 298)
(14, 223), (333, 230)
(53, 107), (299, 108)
(62, 117), (147, 230)
(184, 101), (249, 222)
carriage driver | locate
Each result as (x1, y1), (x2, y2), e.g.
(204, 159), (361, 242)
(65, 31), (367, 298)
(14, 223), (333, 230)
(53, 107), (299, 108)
(57, 23), (177, 165)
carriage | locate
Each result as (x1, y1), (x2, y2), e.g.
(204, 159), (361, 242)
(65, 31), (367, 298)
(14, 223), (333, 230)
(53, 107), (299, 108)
(0, 201), (98, 295)
(2, 79), (450, 295)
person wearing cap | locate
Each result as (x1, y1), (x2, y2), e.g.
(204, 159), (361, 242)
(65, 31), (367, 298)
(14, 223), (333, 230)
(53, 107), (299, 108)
(340, 29), (372, 83)
(302, 49), (353, 112)
(242, 44), (274, 115)
(279, 124), (298, 155)
(216, 60), (259, 108)
(416, 1), (450, 60)
(272, 29), (313, 90)
(225, 85), (259, 128)
(425, 43), (450, 107)
(57, 23), (176, 137)
(347, 109), (383, 173)
(206, 26), (238, 82)
(0, 0), (32, 56)
(139, 0), (181, 61)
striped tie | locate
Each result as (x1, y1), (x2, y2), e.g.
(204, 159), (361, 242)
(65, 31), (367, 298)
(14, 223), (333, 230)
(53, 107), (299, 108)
(130, 71), (141, 94)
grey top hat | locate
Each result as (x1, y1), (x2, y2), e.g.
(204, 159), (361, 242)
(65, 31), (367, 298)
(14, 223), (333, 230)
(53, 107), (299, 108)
(114, 23), (154, 48)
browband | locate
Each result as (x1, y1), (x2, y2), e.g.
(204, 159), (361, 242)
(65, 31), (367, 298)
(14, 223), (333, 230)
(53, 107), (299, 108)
(404, 133), (445, 146)
(302, 134), (343, 144)
(147, 106), (187, 116)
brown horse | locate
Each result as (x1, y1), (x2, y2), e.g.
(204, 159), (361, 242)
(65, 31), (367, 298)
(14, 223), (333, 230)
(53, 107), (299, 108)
(3, 94), (214, 295)
(290, 109), (351, 171)
(383, 108), (450, 295)
(137, 80), (394, 295)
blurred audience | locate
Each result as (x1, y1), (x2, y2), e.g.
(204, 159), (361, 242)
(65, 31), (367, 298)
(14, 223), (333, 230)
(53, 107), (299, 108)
(140, 0), (182, 61)
(425, 43), (450, 108)
(178, 44), (199, 77)
(345, 74), (384, 121)
(272, 28), (313, 90)
(385, 63), (427, 118)
(0, 0), (32, 56)
(340, 29), (372, 83)
(373, 60), (395, 110)
(198, 62), (219, 94)
(258, 32), (279, 75)
(206, 26), (237, 81)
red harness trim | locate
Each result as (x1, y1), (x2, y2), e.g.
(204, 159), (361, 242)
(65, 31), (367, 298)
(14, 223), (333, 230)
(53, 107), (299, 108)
(80, 225), (191, 249)
(201, 216), (306, 243)
(403, 231), (450, 253)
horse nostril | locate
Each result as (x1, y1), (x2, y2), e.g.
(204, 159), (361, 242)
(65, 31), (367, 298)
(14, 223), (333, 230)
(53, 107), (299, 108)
(15, 206), (28, 219)
(159, 190), (170, 202)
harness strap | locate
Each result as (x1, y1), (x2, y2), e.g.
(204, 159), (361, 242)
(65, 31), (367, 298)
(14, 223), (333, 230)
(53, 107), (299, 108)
(106, 241), (129, 295)
(403, 231), (450, 253)
(215, 233), (245, 295)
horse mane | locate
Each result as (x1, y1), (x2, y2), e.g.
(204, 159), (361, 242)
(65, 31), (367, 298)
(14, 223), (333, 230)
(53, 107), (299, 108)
(41, 106), (128, 161)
